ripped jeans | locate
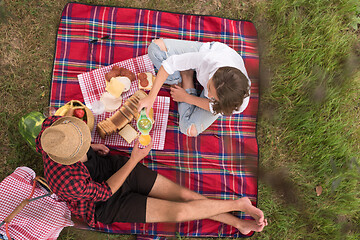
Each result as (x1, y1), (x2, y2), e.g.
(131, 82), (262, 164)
(147, 39), (220, 137)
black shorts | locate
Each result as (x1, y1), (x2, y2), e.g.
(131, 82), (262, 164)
(84, 148), (157, 224)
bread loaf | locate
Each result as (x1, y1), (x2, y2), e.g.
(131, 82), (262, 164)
(123, 102), (138, 118)
(97, 120), (117, 139)
(109, 111), (129, 130)
(96, 90), (148, 139)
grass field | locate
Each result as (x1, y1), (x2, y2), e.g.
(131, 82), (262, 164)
(0, 0), (359, 239)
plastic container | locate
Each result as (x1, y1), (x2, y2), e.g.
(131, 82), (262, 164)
(90, 100), (105, 115)
(137, 108), (153, 135)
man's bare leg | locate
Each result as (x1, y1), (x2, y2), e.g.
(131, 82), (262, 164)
(147, 174), (267, 234)
(146, 196), (266, 235)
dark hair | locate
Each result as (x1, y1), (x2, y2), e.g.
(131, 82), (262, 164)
(211, 67), (250, 115)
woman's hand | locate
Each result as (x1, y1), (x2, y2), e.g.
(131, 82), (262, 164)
(91, 144), (110, 156)
(138, 95), (156, 115)
(138, 66), (170, 115)
(129, 138), (153, 163)
(170, 85), (190, 103)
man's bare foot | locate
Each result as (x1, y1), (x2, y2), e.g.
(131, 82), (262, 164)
(237, 219), (267, 235)
(237, 197), (265, 225)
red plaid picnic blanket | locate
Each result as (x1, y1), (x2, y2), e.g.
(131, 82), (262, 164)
(50, 3), (259, 238)
(78, 55), (170, 150)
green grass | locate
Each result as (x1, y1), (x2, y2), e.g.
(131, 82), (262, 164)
(0, 0), (359, 239)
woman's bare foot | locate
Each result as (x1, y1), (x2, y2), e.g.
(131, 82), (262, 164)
(237, 197), (265, 225)
(237, 219), (267, 235)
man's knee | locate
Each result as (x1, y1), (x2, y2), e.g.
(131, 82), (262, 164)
(186, 124), (198, 137)
(152, 39), (167, 51)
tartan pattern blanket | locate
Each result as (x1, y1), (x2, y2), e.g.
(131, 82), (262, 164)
(50, 3), (259, 238)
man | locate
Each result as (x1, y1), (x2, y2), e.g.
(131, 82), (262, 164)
(36, 115), (267, 235)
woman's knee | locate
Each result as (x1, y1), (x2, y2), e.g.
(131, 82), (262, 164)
(148, 39), (166, 55)
(148, 39), (168, 68)
(180, 123), (200, 137)
(152, 39), (167, 51)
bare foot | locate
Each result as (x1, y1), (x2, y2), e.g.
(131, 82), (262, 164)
(237, 219), (266, 235)
(237, 197), (265, 225)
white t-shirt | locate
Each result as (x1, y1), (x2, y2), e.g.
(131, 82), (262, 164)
(161, 42), (251, 115)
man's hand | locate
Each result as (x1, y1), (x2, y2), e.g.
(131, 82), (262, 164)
(130, 138), (153, 163)
(91, 144), (110, 155)
(106, 139), (152, 195)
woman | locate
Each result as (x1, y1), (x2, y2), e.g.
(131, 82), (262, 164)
(139, 39), (251, 136)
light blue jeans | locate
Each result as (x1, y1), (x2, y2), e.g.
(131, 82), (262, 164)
(148, 39), (220, 137)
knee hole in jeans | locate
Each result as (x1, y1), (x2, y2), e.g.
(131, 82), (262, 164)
(186, 124), (198, 137)
(153, 39), (167, 51)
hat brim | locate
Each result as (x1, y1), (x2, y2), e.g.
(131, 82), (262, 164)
(48, 116), (91, 165)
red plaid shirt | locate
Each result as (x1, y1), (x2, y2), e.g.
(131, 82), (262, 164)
(36, 116), (112, 227)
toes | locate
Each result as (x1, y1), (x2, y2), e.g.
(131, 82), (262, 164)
(257, 212), (264, 225)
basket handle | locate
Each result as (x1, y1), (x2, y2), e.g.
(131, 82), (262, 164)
(4, 199), (30, 223)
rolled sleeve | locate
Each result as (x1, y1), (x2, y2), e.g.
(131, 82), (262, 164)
(64, 179), (112, 202)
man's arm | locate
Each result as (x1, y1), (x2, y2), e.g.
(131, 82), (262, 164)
(91, 144), (110, 155)
(106, 139), (153, 195)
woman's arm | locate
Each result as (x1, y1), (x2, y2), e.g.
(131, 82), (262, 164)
(185, 94), (211, 112)
(139, 51), (204, 115)
(106, 139), (153, 195)
(170, 85), (211, 112)
(138, 65), (169, 115)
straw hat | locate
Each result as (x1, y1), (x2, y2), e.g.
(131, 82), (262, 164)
(41, 116), (91, 165)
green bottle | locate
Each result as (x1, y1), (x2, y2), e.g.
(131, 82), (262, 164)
(137, 108), (153, 135)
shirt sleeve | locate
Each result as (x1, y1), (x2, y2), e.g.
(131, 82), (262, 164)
(61, 173), (112, 202)
(162, 52), (204, 74)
